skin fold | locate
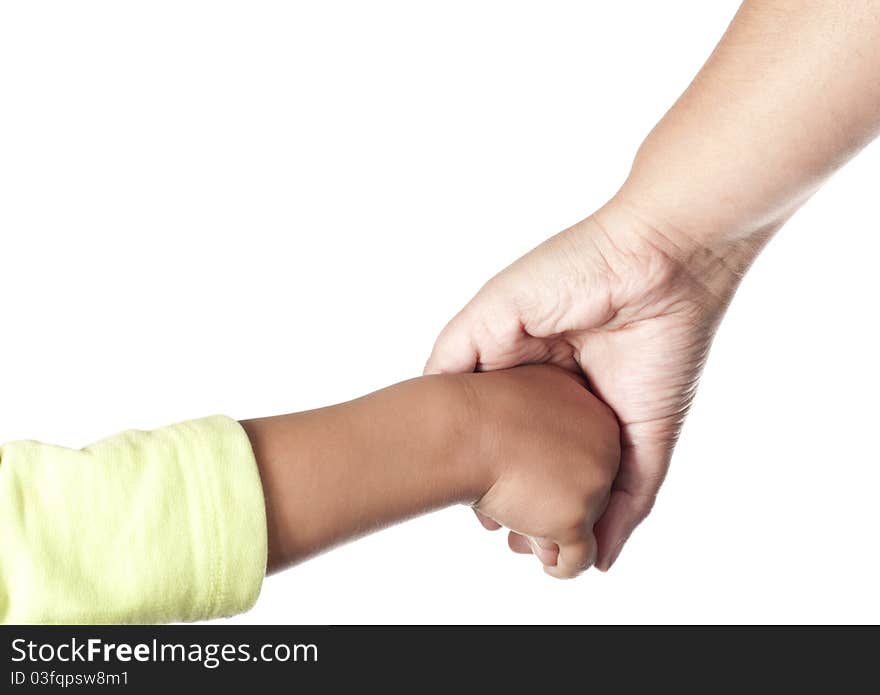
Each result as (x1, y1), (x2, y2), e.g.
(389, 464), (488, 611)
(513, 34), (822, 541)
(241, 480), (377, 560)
(425, 1), (880, 569)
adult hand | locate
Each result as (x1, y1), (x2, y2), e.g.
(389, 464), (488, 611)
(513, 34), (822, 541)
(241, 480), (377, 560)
(427, 0), (880, 570)
(425, 197), (743, 570)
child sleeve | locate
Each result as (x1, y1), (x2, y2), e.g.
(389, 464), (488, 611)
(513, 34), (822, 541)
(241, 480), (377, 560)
(0, 414), (268, 624)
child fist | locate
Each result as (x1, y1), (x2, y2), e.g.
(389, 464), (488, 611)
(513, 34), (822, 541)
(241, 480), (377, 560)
(458, 365), (620, 578)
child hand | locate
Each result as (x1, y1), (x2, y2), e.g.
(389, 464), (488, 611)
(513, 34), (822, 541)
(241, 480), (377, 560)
(459, 365), (620, 578)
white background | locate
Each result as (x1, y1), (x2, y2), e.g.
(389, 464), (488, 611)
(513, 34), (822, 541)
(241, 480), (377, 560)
(1, 2), (878, 624)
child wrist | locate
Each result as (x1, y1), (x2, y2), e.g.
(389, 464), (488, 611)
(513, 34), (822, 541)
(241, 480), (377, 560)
(442, 373), (499, 504)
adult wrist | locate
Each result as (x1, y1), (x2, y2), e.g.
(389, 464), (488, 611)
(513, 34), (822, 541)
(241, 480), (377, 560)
(600, 180), (771, 302)
(613, 133), (790, 272)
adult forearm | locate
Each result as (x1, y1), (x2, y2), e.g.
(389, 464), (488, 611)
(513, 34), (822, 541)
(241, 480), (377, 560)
(617, 0), (880, 261)
(240, 375), (486, 573)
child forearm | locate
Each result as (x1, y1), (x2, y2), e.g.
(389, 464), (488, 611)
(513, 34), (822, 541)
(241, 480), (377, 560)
(240, 375), (489, 573)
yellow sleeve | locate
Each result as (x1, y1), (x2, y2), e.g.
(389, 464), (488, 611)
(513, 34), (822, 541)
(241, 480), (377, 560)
(0, 415), (267, 624)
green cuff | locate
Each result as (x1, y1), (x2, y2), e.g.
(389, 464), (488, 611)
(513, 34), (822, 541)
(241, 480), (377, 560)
(0, 415), (268, 624)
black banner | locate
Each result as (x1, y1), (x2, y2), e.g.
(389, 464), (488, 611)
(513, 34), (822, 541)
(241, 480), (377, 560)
(1, 625), (876, 691)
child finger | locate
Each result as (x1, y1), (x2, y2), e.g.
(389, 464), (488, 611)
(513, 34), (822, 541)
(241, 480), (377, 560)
(473, 509), (502, 530)
(543, 534), (597, 579)
(507, 531), (533, 554)
(529, 536), (560, 566)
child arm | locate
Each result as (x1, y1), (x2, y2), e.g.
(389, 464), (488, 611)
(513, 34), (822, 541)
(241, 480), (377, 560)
(1, 366), (619, 624)
(241, 375), (485, 573)
(0, 377), (480, 624)
(245, 366), (620, 580)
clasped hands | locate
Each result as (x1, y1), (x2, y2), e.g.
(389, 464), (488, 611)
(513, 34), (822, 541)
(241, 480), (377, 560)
(425, 193), (745, 574)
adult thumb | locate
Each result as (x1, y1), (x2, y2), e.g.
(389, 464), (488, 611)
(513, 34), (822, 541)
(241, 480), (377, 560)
(424, 304), (481, 375)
